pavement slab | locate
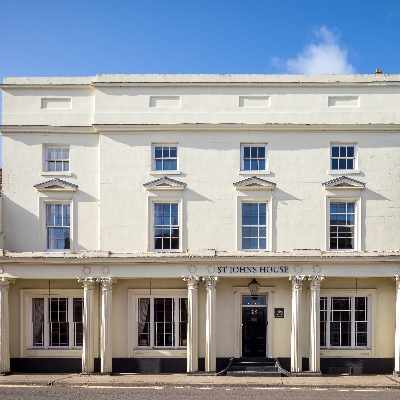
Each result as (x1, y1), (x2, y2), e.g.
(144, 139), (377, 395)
(1, 373), (400, 389)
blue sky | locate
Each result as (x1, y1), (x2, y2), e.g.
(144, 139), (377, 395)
(1, 0), (400, 165)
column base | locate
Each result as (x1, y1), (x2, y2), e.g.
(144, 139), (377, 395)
(0, 371), (12, 376)
(393, 371), (400, 377)
(291, 371), (322, 377)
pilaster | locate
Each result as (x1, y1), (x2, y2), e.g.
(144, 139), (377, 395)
(289, 275), (305, 373)
(97, 277), (116, 374)
(0, 278), (15, 374)
(308, 276), (324, 373)
(203, 276), (219, 372)
(78, 277), (96, 374)
(394, 276), (400, 375)
(183, 276), (200, 373)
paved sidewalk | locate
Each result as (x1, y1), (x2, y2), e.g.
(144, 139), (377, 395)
(1, 373), (400, 389)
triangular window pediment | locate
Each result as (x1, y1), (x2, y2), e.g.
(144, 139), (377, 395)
(34, 178), (78, 192)
(233, 176), (276, 190)
(143, 176), (186, 191)
(322, 176), (365, 189)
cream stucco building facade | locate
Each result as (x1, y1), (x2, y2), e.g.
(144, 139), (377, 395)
(1, 74), (400, 375)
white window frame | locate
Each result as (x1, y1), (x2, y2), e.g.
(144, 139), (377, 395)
(134, 295), (187, 349)
(128, 289), (188, 358)
(20, 289), (84, 358)
(329, 201), (356, 251)
(40, 198), (74, 253)
(44, 145), (70, 173)
(151, 144), (179, 173)
(319, 289), (376, 357)
(241, 202), (268, 251)
(325, 196), (361, 252)
(240, 144), (268, 173)
(30, 297), (83, 349)
(237, 196), (273, 252)
(45, 202), (71, 252)
(330, 143), (357, 172)
(150, 199), (182, 253)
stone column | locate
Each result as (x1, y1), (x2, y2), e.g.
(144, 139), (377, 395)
(0, 278), (15, 374)
(394, 276), (400, 375)
(78, 277), (96, 374)
(289, 275), (305, 373)
(309, 276), (324, 373)
(183, 276), (200, 373)
(203, 276), (219, 372)
(97, 277), (116, 374)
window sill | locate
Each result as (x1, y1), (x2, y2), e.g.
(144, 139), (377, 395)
(327, 170), (360, 175)
(46, 250), (71, 253)
(149, 170), (181, 176)
(133, 349), (187, 358)
(41, 172), (72, 177)
(27, 349), (81, 358)
(239, 170), (271, 175)
(320, 349), (371, 358)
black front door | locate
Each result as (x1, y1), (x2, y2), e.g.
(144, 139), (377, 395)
(242, 307), (267, 357)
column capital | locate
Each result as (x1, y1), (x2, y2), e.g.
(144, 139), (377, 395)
(97, 277), (116, 290)
(0, 277), (15, 291)
(308, 275), (325, 289)
(289, 275), (305, 289)
(203, 276), (219, 290)
(394, 275), (400, 289)
(78, 277), (96, 290)
(183, 276), (200, 289)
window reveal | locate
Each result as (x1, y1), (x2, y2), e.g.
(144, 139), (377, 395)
(320, 296), (369, 349)
(32, 297), (83, 348)
(330, 202), (355, 250)
(154, 203), (179, 250)
(137, 297), (188, 348)
(46, 203), (70, 251)
(242, 202), (267, 250)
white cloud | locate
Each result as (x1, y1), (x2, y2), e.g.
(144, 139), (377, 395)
(275, 26), (356, 74)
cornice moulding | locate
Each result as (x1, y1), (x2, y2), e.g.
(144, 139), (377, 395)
(0, 126), (95, 134)
(92, 124), (400, 133)
(0, 84), (93, 90)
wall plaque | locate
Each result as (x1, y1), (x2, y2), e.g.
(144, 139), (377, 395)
(274, 308), (284, 318)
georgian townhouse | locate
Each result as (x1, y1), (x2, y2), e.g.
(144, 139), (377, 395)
(1, 74), (400, 376)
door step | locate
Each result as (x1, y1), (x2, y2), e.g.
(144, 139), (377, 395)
(218, 358), (291, 377)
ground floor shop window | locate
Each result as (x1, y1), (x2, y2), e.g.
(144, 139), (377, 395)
(137, 296), (187, 348)
(31, 297), (83, 348)
(320, 295), (370, 349)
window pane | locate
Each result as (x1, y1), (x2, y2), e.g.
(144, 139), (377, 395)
(347, 146), (354, 157)
(138, 298), (150, 346)
(243, 147), (250, 158)
(347, 159), (354, 169)
(258, 147), (265, 158)
(243, 159), (250, 170)
(331, 159), (338, 170)
(170, 147), (177, 158)
(179, 298), (188, 346)
(155, 147), (162, 158)
(331, 147), (339, 157)
(339, 159), (346, 169)
(32, 298), (44, 346)
(339, 146), (346, 157)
